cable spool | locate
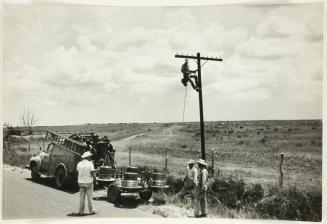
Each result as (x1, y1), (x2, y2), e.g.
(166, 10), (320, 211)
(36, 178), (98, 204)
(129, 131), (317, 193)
(124, 172), (138, 180)
(151, 172), (167, 187)
(126, 166), (139, 173)
(99, 166), (114, 173)
(121, 180), (139, 188)
(122, 172), (139, 189)
(99, 166), (115, 179)
(152, 172), (166, 180)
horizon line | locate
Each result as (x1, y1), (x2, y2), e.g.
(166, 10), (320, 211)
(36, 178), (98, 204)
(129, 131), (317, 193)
(15, 118), (322, 128)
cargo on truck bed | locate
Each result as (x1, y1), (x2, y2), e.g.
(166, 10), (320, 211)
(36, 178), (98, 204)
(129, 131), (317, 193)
(29, 130), (115, 189)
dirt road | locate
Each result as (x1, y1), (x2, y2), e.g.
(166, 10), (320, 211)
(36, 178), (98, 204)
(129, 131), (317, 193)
(2, 166), (160, 219)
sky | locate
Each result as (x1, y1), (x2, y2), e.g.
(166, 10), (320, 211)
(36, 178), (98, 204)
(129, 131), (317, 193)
(3, 2), (324, 126)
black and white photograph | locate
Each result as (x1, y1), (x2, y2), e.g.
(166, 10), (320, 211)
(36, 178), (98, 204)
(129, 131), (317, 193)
(2, 0), (325, 222)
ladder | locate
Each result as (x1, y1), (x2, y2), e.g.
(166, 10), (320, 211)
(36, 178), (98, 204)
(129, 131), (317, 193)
(44, 130), (87, 155)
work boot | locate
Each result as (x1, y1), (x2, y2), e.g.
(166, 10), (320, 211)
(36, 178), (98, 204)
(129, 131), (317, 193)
(181, 78), (188, 87)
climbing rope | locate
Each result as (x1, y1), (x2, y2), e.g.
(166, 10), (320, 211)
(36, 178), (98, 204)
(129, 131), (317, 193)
(181, 85), (188, 137)
(182, 85), (188, 123)
(181, 60), (207, 136)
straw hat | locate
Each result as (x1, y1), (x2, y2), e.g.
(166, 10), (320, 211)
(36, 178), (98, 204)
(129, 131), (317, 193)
(196, 159), (208, 167)
(81, 151), (93, 158)
(187, 159), (196, 164)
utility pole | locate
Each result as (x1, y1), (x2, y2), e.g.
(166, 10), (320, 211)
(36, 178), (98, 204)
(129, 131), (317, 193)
(175, 52), (222, 160)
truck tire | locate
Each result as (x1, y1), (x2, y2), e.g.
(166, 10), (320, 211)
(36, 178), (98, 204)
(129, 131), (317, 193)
(31, 164), (40, 180)
(55, 168), (66, 189)
(139, 190), (152, 201)
(107, 183), (121, 204)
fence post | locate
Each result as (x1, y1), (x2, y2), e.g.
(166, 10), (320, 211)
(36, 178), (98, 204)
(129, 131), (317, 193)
(211, 148), (215, 168)
(279, 153), (284, 187)
(209, 148), (215, 176)
(129, 147), (132, 166)
(8, 136), (11, 150)
(165, 147), (168, 173)
(28, 142), (31, 153)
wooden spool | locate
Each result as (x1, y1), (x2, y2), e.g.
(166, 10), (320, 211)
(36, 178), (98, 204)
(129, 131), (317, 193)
(126, 166), (139, 173)
(99, 166), (114, 173)
(151, 172), (167, 187)
(124, 172), (138, 181)
(121, 180), (139, 188)
(152, 173), (166, 180)
(122, 172), (139, 189)
(99, 166), (115, 179)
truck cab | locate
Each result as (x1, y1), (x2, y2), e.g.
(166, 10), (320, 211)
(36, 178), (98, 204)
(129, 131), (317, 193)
(29, 131), (86, 188)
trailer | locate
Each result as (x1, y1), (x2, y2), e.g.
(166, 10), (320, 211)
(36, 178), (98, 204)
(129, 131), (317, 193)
(29, 130), (169, 203)
(106, 166), (169, 203)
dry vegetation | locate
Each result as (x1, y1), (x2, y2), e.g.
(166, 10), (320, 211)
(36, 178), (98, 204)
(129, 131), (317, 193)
(2, 119), (322, 221)
(120, 120), (322, 190)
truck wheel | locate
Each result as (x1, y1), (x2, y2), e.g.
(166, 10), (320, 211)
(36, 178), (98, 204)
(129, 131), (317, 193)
(31, 165), (40, 180)
(107, 183), (121, 204)
(55, 168), (66, 189)
(139, 190), (152, 201)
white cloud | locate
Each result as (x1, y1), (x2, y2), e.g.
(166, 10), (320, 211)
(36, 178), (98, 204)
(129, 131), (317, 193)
(4, 3), (323, 125)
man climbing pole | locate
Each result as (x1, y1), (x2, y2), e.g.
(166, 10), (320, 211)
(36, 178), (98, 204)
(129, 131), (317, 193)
(175, 53), (223, 161)
(181, 59), (199, 91)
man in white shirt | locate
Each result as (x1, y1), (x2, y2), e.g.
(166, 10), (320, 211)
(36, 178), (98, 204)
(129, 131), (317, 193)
(179, 159), (198, 210)
(77, 151), (97, 215)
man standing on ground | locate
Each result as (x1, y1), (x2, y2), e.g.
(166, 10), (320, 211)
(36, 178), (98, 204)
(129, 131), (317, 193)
(195, 159), (209, 218)
(179, 159), (198, 201)
(77, 151), (97, 215)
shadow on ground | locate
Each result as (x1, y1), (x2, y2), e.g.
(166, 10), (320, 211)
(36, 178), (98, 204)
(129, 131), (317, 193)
(25, 177), (79, 194)
(67, 212), (97, 217)
(93, 195), (142, 209)
(114, 197), (141, 209)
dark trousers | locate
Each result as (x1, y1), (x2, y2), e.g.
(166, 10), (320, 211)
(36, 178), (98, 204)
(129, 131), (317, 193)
(179, 179), (197, 214)
(182, 73), (198, 90)
(195, 189), (207, 216)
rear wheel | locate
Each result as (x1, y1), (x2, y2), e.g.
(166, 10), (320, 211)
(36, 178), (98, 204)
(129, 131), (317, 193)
(107, 183), (121, 204)
(31, 164), (40, 180)
(139, 190), (152, 201)
(55, 168), (66, 189)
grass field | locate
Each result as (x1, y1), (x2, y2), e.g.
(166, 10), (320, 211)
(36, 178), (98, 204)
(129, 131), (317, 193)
(116, 120), (322, 191)
(2, 119), (322, 220)
(4, 120), (322, 190)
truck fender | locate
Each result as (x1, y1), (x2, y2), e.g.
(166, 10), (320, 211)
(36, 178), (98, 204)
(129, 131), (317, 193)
(29, 156), (41, 172)
(55, 163), (68, 178)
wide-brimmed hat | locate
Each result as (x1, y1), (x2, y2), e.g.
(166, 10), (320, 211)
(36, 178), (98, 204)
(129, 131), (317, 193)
(187, 159), (196, 164)
(81, 151), (93, 158)
(196, 159), (208, 167)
